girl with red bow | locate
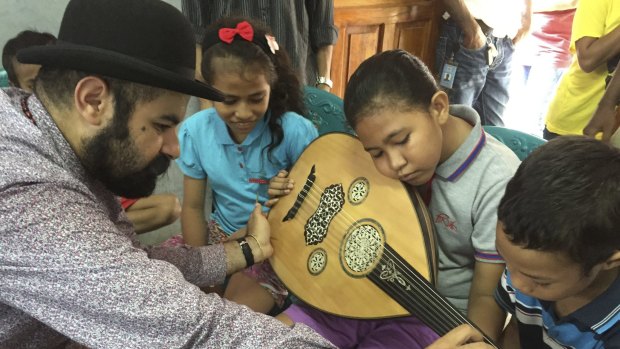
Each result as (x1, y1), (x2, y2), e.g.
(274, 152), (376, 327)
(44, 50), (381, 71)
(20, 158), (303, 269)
(176, 18), (318, 315)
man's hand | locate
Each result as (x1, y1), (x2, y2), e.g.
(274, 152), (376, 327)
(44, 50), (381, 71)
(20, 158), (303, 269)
(425, 325), (493, 349)
(463, 23), (486, 50)
(246, 203), (273, 261)
(265, 170), (294, 207)
(585, 102), (620, 142)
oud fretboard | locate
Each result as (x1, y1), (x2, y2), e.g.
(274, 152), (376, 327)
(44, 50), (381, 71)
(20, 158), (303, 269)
(367, 244), (499, 348)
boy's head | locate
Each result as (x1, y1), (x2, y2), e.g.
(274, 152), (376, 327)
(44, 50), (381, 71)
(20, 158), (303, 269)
(2, 30), (56, 92)
(497, 136), (620, 301)
(343, 49), (450, 186)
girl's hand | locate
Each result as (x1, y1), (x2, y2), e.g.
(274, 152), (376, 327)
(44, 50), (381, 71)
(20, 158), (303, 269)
(266, 170), (294, 207)
(425, 325), (492, 349)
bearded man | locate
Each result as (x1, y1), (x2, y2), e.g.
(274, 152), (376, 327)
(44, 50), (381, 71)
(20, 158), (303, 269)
(0, 0), (333, 347)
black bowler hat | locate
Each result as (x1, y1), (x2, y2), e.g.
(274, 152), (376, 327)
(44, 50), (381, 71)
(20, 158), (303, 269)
(17, 0), (224, 101)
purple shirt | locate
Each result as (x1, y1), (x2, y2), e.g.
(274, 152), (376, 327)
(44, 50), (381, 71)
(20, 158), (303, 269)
(0, 88), (333, 348)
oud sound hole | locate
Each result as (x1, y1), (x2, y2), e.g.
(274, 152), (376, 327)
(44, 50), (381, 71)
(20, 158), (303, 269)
(340, 219), (385, 277)
(348, 177), (369, 205)
(307, 248), (327, 275)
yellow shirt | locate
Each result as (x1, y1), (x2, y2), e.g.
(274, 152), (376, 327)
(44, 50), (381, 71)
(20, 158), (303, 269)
(545, 0), (620, 136)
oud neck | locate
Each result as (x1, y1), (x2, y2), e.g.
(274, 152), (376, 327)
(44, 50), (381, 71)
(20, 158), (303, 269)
(367, 244), (499, 348)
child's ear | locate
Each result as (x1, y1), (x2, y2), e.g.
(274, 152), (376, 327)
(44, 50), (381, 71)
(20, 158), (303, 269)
(602, 250), (620, 270)
(429, 91), (450, 125)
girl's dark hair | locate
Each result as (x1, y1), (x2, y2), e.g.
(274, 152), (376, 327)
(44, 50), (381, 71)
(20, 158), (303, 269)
(201, 18), (305, 157)
(498, 136), (620, 273)
(343, 49), (438, 129)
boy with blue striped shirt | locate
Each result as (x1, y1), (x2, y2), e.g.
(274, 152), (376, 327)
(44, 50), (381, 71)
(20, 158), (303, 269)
(491, 136), (620, 348)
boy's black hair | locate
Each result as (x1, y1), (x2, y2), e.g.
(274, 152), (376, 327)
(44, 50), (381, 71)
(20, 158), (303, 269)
(343, 49), (438, 129)
(201, 18), (305, 159)
(498, 136), (620, 273)
(2, 30), (56, 87)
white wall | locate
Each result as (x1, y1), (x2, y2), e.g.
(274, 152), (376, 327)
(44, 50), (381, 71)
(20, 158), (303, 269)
(0, 0), (181, 53)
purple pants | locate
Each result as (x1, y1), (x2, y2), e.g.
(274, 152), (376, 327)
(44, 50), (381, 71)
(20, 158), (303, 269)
(285, 303), (439, 349)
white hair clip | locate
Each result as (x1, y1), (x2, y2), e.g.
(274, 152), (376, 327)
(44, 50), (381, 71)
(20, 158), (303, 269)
(265, 35), (279, 54)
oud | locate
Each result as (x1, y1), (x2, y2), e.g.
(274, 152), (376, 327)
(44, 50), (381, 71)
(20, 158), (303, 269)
(268, 133), (499, 348)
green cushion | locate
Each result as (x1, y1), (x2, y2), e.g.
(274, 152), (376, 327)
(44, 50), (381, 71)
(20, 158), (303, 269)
(0, 70), (9, 88)
(303, 86), (355, 136)
(483, 126), (546, 161)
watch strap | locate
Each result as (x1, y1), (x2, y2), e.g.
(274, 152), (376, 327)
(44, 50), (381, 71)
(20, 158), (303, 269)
(237, 238), (255, 267)
(316, 76), (333, 88)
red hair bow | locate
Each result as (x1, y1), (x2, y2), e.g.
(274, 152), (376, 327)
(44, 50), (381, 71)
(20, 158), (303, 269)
(218, 21), (254, 44)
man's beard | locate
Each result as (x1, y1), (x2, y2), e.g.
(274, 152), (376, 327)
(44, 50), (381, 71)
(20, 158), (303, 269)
(80, 120), (170, 198)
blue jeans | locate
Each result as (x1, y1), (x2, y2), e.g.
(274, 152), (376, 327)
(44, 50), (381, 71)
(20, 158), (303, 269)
(436, 20), (515, 126)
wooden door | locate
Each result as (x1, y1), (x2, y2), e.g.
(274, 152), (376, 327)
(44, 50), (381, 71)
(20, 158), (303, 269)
(331, 0), (441, 98)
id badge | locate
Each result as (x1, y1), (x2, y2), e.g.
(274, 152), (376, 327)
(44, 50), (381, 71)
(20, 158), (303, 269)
(439, 61), (458, 89)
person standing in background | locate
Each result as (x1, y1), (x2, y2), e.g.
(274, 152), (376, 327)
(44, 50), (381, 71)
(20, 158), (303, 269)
(0, 0), (334, 346)
(181, 0), (338, 95)
(543, 0), (620, 140)
(436, 0), (532, 126)
(504, 0), (577, 137)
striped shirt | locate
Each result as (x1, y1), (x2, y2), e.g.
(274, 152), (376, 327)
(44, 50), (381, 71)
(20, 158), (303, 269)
(495, 269), (620, 348)
(0, 87), (335, 348)
(181, 0), (338, 84)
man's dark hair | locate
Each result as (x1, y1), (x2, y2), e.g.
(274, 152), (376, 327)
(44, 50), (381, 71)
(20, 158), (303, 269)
(35, 67), (167, 135)
(2, 30), (56, 87)
(498, 136), (620, 273)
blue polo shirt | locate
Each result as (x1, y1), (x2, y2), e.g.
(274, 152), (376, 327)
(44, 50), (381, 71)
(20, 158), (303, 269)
(495, 269), (620, 348)
(177, 108), (318, 234)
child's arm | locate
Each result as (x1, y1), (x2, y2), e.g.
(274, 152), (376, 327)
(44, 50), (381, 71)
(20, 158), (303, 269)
(467, 262), (507, 341)
(584, 60), (620, 141)
(498, 316), (521, 349)
(181, 175), (209, 246)
(125, 193), (181, 234)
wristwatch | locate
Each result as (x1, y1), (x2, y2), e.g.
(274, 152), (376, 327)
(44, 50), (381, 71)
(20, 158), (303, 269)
(315, 76), (333, 89)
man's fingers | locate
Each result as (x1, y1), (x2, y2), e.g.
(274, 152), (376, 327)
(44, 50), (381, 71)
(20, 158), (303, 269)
(426, 325), (485, 349)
